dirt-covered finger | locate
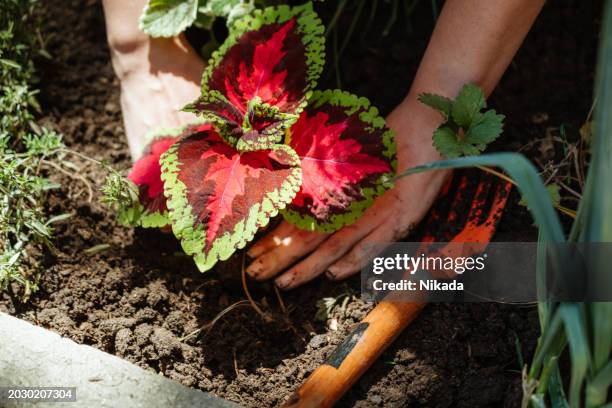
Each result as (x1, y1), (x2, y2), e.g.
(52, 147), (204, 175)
(246, 230), (327, 280)
(246, 222), (298, 258)
(273, 222), (377, 290)
(326, 221), (413, 281)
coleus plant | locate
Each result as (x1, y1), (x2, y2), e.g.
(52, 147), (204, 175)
(123, 3), (396, 272)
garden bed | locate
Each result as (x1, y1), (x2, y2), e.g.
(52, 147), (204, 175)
(0, 0), (599, 406)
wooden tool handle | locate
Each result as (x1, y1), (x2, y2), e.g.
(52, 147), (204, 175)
(283, 300), (425, 408)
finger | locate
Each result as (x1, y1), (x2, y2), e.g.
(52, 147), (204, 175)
(247, 222), (297, 258)
(327, 220), (413, 281)
(246, 230), (327, 280)
(274, 222), (378, 290)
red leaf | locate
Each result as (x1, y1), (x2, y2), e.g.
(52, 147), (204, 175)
(128, 136), (177, 216)
(161, 126), (301, 271)
(204, 4), (324, 114)
(283, 90), (395, 231)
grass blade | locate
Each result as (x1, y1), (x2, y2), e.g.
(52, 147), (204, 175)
(559, 303), (590, 408)
(549, 361), (570, 408)
(592, 302), (612, 371)
(586, 360), (612, 406)
(573, 0), (612, 243)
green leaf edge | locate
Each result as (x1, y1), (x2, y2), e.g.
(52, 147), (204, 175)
(199, 3), (325, 120)
(117, 199), (171, 229)
(119, 122), (207, 229)
(281, 89), (396, 233)
(160, 138), (302, 272)
(139, 0), (199, 38)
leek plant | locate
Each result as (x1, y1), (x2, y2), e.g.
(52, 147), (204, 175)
(399, 0), (612, 405)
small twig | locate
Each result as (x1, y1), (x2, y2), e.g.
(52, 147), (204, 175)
(476, 165), (516, 186)
(241, 254), (267, 320)
(477, 165), (576, 218)
(233, 348), (240, 378)
(180, 300), (251, 342)
(274, 284), (287, 315)
(571, 144), (585, 189)
(58, 148), (104, 166)
(557, 180), (582, 199)
(41, 159), (93, 202)
(382, 0), (399, 36)
(325, 0), (349, 37)
(556, 205), (577, 218)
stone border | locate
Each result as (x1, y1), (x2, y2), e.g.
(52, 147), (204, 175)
(0, 313), (239, 408)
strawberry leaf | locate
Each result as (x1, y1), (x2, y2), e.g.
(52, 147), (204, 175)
(420, 83), (505, 158)
(432, 126), (462, 158)
(282, 90), (396, 232)
(451, 83), (486, 128)
(200, 0), (242, 18)
(464, 110), (505, 145)
(160, 125), (301, 272)
(139, 0), (199, 38)
(418, 93), (453, 119)
(199, 3), (324, 116)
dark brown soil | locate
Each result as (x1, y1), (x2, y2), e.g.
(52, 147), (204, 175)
(0, 0), (599, 407)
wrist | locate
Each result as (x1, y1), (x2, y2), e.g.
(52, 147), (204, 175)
(386, 94), (444, 170)
(109, 35), (202, 81)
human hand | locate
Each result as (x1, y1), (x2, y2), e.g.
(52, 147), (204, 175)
(103, 0), (204, 160)
(245, 97), (449, 289)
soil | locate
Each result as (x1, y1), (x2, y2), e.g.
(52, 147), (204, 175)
(0, 0), (600, 407)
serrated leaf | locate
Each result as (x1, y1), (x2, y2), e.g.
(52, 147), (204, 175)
(227, 2), (255, 27)
(432, 126), (462, 158)
(452, 83), (486, 128)
(123, 124), (203, 228)
(464, 110), (505, 145)
(139, 0), (198, 38)
(185, 91), (243, 145)
(199, 0), (241, 17)
(418, 93), (452, 118)
(459, 143), (482, 156)
(201, 3), (325, 115)
(160, 125), (302, 272)
(282, 90), (395, 232)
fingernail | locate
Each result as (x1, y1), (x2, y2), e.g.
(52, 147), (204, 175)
(325, 269), (336, 280)
(246, 246), (260, 258)
(246, 260), (262, 278)
(275, 275), (292, 290)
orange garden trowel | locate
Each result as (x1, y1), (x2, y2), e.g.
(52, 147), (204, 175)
(283, 170), (512, 408)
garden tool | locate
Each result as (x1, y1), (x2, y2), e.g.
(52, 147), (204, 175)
(283, 170), (512, 408)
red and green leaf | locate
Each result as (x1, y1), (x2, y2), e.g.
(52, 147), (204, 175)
(121, 123), (209, 228)
(282, 90), (396, 232)
(235, 98), (298, 151)
(184, 91), (243, 145)
(199, 3), (324, 116)
(160, 125), (301, 272)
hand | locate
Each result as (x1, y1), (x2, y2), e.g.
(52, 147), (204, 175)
(246, 97), (449, 289)
(103, 0), (205, 160)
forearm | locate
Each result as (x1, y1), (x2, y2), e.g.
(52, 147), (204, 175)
(412, 0), (544, 98)
(389, 0), (544, 166)
(101, 0), (200, 79)
(101, 0), (148, 51)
